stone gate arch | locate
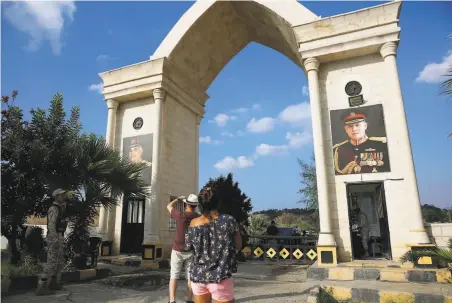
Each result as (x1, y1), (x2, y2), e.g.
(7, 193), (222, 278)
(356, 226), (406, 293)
(98, 0), (430, 266)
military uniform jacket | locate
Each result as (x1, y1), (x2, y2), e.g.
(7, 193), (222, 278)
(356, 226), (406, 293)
(333, 137), (390, 175)
(46, 203), (68, 241)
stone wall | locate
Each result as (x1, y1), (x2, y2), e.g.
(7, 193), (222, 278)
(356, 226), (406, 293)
(319, 53), (424, 261)
(158, 93), (198, 258)
(110, 97), (155, 254)
(425, 223), (452, 250)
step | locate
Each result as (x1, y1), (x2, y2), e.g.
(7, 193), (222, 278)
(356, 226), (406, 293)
(303, 280), (452, 303)
(308, 264), (452, 284)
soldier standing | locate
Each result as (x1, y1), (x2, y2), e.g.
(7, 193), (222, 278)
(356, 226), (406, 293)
(36, 189), (69, 295)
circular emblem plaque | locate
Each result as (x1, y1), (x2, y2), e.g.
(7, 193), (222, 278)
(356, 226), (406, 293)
(133, 117), (143, 130)
(345, 81), (362, 96)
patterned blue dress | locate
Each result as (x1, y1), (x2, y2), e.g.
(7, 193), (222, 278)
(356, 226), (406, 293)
(185, 214), (239, 283)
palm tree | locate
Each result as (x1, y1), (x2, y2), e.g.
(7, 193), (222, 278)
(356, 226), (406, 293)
(59, 135), (149, 269)
(440, 66), (452, 98)
(247, 214), (269, 236)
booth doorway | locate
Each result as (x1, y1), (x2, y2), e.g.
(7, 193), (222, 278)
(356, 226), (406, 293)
(120, 194), (145, 254)
(347, 183), (392, 260)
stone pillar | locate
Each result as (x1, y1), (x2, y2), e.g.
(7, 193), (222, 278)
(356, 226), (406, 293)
(304, 58), (336, 248)
(98, 99), (118, 240)
(144, 88), (166, 243)
(380, 42), (430, 244)
(195, 116), (201, 192)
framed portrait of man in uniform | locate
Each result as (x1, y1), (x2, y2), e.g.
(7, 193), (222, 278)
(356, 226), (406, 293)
(123, 134), (153, 185)
(330, 104), (391, 175)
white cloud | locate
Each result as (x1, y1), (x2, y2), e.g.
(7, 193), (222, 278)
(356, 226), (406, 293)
(214, 156), (255, 170)
(200, 136), (223, 145)
(254, 131), (312, 158)
(302, 85), (309, 96)
(278, 103), (311, 126)
(88, 83), (103, 94)
(208, 113), (237, 127)
(221, 132), (234, 137)
(3, 1), (76, 55)
(416, 51), (452, 83)
(247, 117), (276, 133)
(255, 144), (288, 157)
(252, 104), (261, 110)
(96, 54), (117, 62)
(286, 131), (312, 148)
(199, 136), (212, 144)
(231, 107), (248, 114)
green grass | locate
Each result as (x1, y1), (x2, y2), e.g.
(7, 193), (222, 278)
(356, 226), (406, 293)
(1, 260), (43, 278)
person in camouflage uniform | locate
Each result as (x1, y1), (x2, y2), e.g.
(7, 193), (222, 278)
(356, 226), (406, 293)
(36, 189), (69, 296)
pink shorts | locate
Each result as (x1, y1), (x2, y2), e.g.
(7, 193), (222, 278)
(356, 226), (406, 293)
(191, 278), (234, 301)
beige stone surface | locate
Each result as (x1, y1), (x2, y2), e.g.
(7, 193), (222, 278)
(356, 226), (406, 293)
(426, 223), (452, 249)
(94, 0), (427, 264)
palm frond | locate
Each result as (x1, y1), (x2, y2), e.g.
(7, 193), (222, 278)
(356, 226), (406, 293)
(400, 246), (452, 266)
(78, 135), (149, 199)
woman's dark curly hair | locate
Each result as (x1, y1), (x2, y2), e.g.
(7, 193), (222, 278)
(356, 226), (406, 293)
(198, 187), (221, 214)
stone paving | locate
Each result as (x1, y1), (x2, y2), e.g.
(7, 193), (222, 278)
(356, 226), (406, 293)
(2, 262), (312, 303)
(3, 262), (450, 302)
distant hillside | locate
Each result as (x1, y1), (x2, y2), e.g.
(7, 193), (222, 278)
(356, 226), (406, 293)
(253, 208), (313, 220)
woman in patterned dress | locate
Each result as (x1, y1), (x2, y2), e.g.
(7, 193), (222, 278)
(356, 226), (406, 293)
(185, 187), (242, 303)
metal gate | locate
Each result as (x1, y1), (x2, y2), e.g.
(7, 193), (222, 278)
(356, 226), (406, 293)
(120, 195), (145, 254)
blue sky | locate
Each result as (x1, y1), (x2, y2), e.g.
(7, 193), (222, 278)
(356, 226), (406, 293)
(2, 1), (451, 211)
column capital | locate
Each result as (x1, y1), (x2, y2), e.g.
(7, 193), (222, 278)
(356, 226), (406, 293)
(380, 42), (398, 59)
(153, 88), (166, 100)
(303, 57), (320, 72)
(196, 115), (203, 126)
(106, 99), (119, 110)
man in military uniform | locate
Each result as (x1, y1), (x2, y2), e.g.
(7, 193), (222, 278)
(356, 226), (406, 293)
(128, 137), (152, 184)
(128, 138), (152, 166)
(333, 110), (390, 175)
(36, 189), (69, 295)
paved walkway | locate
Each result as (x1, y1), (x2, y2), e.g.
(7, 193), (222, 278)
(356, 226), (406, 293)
(3, 262), (451, 302)
(2, 262), (312, 303)
(2, 277), (312, 303)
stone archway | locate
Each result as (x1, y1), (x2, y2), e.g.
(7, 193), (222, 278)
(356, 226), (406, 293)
(98, 0), (430, 265)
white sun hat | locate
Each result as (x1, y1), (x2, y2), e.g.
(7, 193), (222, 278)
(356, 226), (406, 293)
(183, 194), (198, 206)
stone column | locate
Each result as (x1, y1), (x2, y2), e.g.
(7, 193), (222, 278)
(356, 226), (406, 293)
(304, 57), (336, 247)
(380, 42), (430, 244)
(144, 88), (166, 243)
(98, 99), (118, 240)
(195, 116), (201, 193)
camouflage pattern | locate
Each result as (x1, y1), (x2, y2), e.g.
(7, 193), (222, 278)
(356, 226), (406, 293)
(42, 204), (66, 280)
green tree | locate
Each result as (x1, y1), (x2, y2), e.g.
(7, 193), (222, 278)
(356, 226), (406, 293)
(1, 91), (147, 265)
(201, 173), (252, 225)
(297, 156), (319, 228)
(421, 204), (449, 223)
(1, 90), (50, 264)
(275, 212), (315, 232)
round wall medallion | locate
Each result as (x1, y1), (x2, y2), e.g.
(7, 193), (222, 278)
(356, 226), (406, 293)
(345, 81), (362, 96)
(133, 117), (143, 130)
